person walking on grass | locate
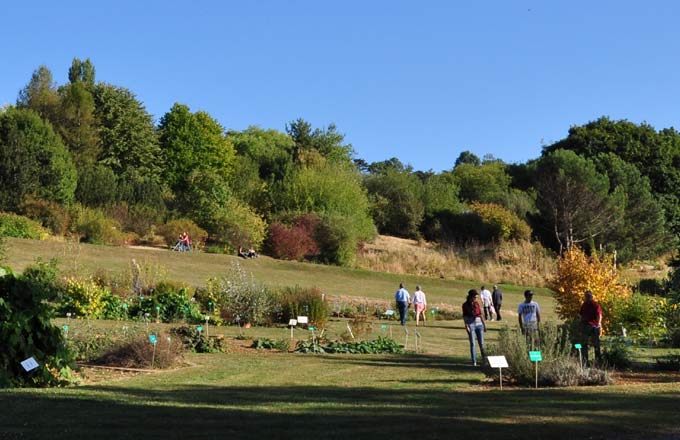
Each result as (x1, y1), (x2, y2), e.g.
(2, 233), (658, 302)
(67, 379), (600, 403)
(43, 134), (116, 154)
(518, 290), (541, 347)
(413, 285), (427, 326)
(395, 283), (411, 326)
(492, 284), (503, 321)
(462, 289), (486, 366)
(580, 290), (603, 364)
(480, 285), (494, 320)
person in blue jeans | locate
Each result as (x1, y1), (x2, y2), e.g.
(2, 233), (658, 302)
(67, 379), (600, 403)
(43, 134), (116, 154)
(462, 289), (487, 366)
(394, 283), (411, 326)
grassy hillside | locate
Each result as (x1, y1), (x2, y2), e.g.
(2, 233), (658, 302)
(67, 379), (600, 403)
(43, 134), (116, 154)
(4, 237), (556, 320)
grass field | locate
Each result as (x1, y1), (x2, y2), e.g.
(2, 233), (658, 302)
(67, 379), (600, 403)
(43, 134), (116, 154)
(2, 238), (679, 439)
(3, 238), (556, 320)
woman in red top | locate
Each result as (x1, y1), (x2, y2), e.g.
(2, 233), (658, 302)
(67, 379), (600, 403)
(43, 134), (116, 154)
(462, 289), (487, 366)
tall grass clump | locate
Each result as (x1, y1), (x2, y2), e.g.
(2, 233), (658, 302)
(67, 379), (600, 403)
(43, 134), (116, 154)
(357, 236), (554, 286)
(485, 322), (612, 387)
(279, 285), (329, 328)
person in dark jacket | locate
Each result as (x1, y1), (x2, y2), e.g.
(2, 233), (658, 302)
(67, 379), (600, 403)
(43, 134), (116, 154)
(492, 285), (503, 321)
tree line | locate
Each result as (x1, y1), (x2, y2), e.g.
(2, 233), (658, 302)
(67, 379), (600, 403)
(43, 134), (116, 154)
(0, 57), (677, 265)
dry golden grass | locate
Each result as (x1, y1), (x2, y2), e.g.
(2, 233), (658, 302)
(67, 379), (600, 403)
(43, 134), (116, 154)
(357, 236), (555, 287)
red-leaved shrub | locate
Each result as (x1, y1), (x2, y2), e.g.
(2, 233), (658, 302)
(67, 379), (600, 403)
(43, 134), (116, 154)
(266, 213), (320, 260)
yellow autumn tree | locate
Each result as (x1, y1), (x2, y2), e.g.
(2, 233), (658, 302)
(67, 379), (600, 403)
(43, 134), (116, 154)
(548, 247), (630, 333)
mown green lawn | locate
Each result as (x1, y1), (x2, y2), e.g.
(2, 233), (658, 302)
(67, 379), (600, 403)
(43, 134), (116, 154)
(1, 345), (679, 440)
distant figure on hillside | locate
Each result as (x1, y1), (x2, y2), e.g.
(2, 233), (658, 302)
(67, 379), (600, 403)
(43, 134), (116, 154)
(394, 283), (411, 326)
(462, 289), (486, 366)
(238, 246), (248, 258)
(580, 290), (603, 364)
(492, 285), (503, 321)
(413, 285), (427, 326)
(246, 247), (258, 258)
(173, 232), (192, 252)
(480, 285), (494, 320)
(518, 290), (541, 347)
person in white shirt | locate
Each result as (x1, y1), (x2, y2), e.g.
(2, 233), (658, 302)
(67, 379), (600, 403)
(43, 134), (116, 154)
(479, 286), (494, 320)
(413, 285), (427, 326)
(518, 290), (541, 347)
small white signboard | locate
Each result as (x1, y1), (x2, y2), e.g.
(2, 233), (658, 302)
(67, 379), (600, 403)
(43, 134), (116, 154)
(487, 356), (509, 368)
(384, 309), (395, 316)
(297, 316), (308, 324)
(288, 319), (298, 326)
(21, 357), (39, 372)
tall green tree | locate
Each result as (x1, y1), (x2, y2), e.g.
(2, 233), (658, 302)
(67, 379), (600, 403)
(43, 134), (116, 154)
(286, 118), (353, 165)
(592, 153), (673, 261)
(93, 83), (161, 179)
(534, 149), (622, 253)
(16, 66), (60, 123)
(0, 107), (77, 210)
(544, 117), (680, 235)
(452, 161), (511, 205)
(158, 103), (235, 192)
(364, 168), (424, 238)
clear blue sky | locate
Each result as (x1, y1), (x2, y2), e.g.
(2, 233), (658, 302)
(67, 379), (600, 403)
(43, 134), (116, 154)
(2, 1), (679, 171)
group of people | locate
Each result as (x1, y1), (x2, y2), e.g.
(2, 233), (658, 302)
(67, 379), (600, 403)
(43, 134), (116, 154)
(463, 287), (602, 366)
(395, 282), (603, 367)
(394, 283), (428, 326)
(173, 232), (192, 252)
(238, 246), (258, 259)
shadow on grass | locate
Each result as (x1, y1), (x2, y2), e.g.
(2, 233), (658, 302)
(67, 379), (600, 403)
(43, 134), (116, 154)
(1, 380), (679, 440)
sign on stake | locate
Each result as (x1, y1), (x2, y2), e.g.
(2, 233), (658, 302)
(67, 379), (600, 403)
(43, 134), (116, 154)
(487, 356), (509, 390)
(574, 343), (583, 370)
(529, 351), (542, 388)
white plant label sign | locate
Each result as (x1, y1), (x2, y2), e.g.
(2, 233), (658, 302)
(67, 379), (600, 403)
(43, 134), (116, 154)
(21, 357), (39, 372)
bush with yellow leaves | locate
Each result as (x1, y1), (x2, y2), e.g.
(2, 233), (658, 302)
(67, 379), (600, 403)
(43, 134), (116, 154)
(548, 247), (630, 333)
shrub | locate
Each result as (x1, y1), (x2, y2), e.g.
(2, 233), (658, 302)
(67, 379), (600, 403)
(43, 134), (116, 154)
(169, 325), (224, 353)
(279, 285), (329, 328)
(638, 278), (665, 296)
(470, 202), (532, 242)
(0, 270), (77, 387)
(315, 214), (358, 266)
(156, 218), (208, 250)
(58, 277), (110, 319)
(485, 322), (611, 386)
(549, 247), (630, 333)
(204, 262), (278, 326)
(93, 333), (184, 369)
(19, 196), (71, 235)
(206, 198), (268, 252)
(22, 258), (60, 301)
(600, 337), (633, 370)
(610, 293), (666, 344)
(266, 213), (321, 261)
(70, 205), (130, 245)
(0, 212), (49, 239)
(105, 202), (161, 239)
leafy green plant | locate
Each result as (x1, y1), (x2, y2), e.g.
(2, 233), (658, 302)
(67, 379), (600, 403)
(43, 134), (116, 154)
(295, 336), (404, 354)
(0, 270), (77, 387)
(252, 338), (289, 351)
(169, 325), (224, 353)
